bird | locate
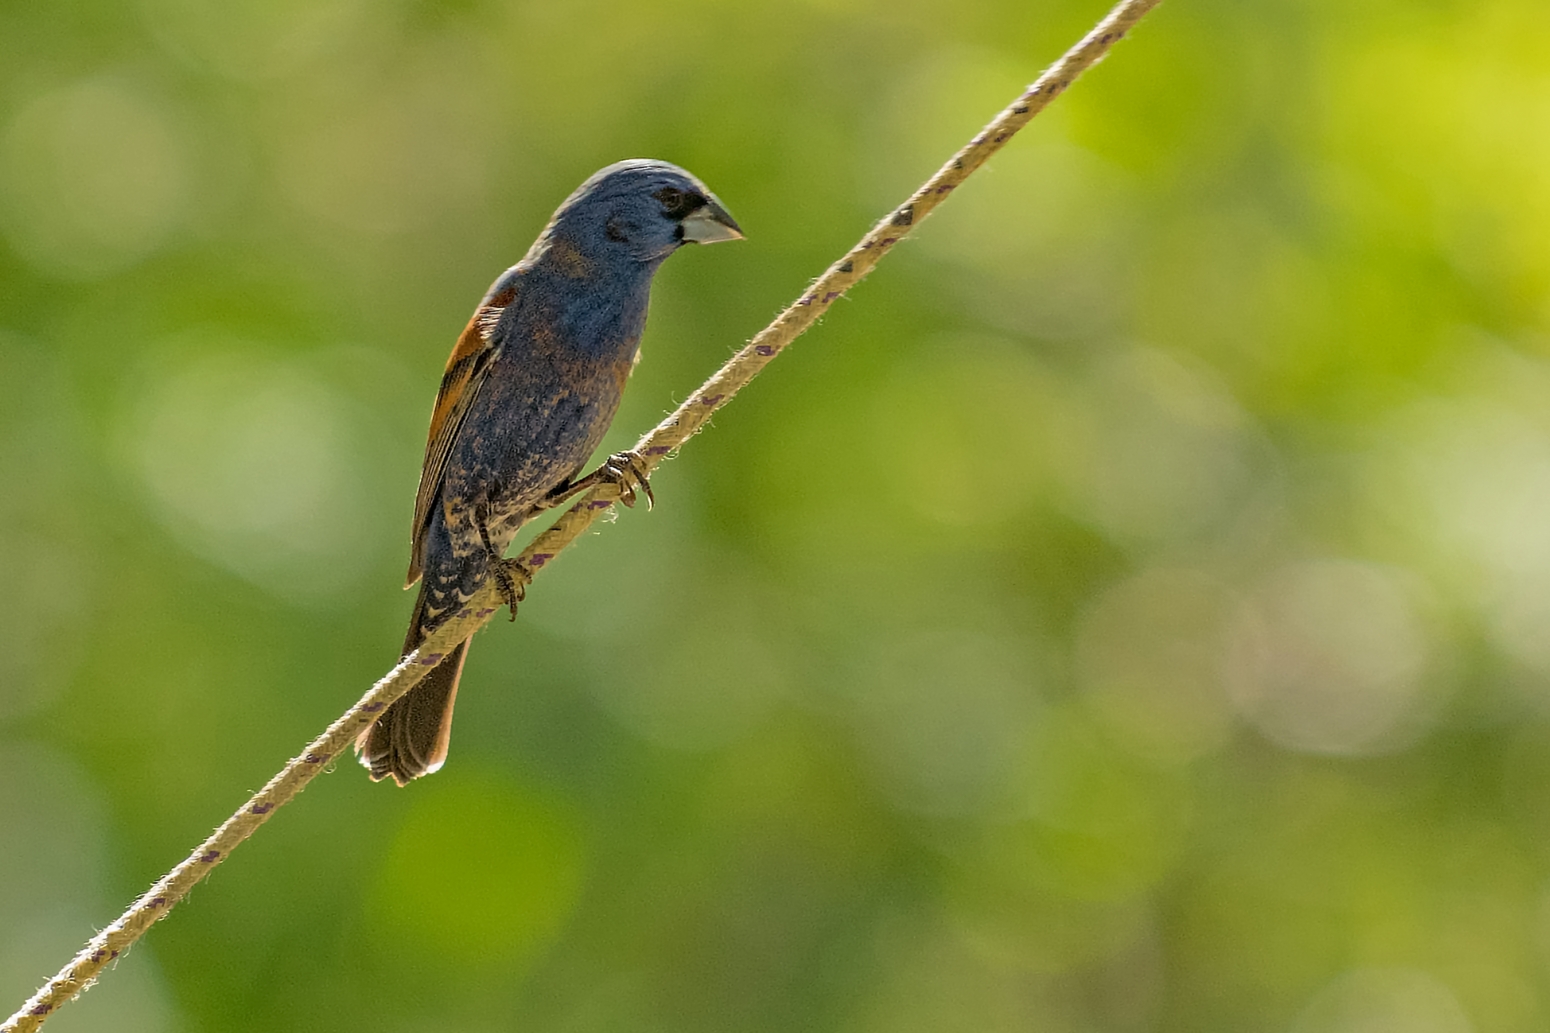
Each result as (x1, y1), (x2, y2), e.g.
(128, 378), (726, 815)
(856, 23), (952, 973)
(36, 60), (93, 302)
(356, 159), (742, 786)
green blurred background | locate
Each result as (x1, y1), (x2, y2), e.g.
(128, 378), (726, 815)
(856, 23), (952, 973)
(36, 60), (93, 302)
(3, 0), (1549, 1029)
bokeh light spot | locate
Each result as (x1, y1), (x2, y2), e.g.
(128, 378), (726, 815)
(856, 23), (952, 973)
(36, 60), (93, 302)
(1058, 346), (1261, 547)
(1075, 566), (1236, 763)
(122, 347), (379, 603)
(1226, 560), (1437, 756)
(0, 78), (191, 278)
(1373, 349), (1550, 678)
(1291, 968), (1473, 1033)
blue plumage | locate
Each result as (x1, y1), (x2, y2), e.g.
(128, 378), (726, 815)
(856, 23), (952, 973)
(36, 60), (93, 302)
(358, 160), (742, 785)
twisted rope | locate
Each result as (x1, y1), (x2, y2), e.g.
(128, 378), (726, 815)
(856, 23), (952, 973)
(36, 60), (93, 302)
(3, 1), (1163, 1027)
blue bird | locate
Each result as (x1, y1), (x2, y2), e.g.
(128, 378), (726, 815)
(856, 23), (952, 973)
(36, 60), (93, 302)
(357, 160), (742, 785)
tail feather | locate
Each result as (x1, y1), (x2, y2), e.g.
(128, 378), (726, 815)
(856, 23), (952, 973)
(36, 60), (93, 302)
(357, 588), (469, 786)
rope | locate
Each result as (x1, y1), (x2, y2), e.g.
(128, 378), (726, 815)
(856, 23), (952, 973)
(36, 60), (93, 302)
(3, 1), (1163, 1026)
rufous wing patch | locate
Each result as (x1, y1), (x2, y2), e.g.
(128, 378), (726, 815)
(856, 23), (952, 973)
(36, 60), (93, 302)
(406, 297), (509, 586)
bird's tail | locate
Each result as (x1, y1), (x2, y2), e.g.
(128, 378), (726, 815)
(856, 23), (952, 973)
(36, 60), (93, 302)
(356, 585), (467, 786)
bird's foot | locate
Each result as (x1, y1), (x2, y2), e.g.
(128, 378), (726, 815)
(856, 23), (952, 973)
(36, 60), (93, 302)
(475, 507), (530, 621)
(542, 450), (655, 511)
(597, 450), (655, 509)
(489, 557), (532, 621)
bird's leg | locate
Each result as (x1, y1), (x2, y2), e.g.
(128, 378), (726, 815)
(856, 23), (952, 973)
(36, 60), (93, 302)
(475, 507), (529, 621)
(539, 450), (655, 511)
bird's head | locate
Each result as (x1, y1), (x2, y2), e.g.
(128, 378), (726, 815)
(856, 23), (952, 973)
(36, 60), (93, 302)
(544, 159), (743, 265)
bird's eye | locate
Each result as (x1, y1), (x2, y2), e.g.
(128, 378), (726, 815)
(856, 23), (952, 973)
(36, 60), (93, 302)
(654, 186), (704, 220)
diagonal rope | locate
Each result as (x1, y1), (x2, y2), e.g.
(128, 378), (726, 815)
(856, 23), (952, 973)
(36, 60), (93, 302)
(3, 1), (1163, 1027)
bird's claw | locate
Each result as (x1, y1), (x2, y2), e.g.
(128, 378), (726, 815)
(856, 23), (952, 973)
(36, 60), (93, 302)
(489, 557), (532, 621)
(599, 450), (654, 509)
(535, 450), (655, 513)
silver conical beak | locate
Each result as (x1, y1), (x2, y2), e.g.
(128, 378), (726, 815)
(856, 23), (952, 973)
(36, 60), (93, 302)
(681, 200), (744, 244)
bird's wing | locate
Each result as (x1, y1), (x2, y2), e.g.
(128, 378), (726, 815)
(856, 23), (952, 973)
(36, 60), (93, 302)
(406, 298), (509, 587)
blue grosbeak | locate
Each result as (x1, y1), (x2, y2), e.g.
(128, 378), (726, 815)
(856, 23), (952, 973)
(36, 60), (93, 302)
(357, 160), (742, 785)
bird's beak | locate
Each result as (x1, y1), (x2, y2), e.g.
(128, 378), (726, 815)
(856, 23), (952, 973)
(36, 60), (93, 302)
(681, 199), (744, 244)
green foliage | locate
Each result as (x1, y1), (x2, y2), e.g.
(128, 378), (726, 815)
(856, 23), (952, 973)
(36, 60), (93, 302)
(2, 0), (1549, 1029)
